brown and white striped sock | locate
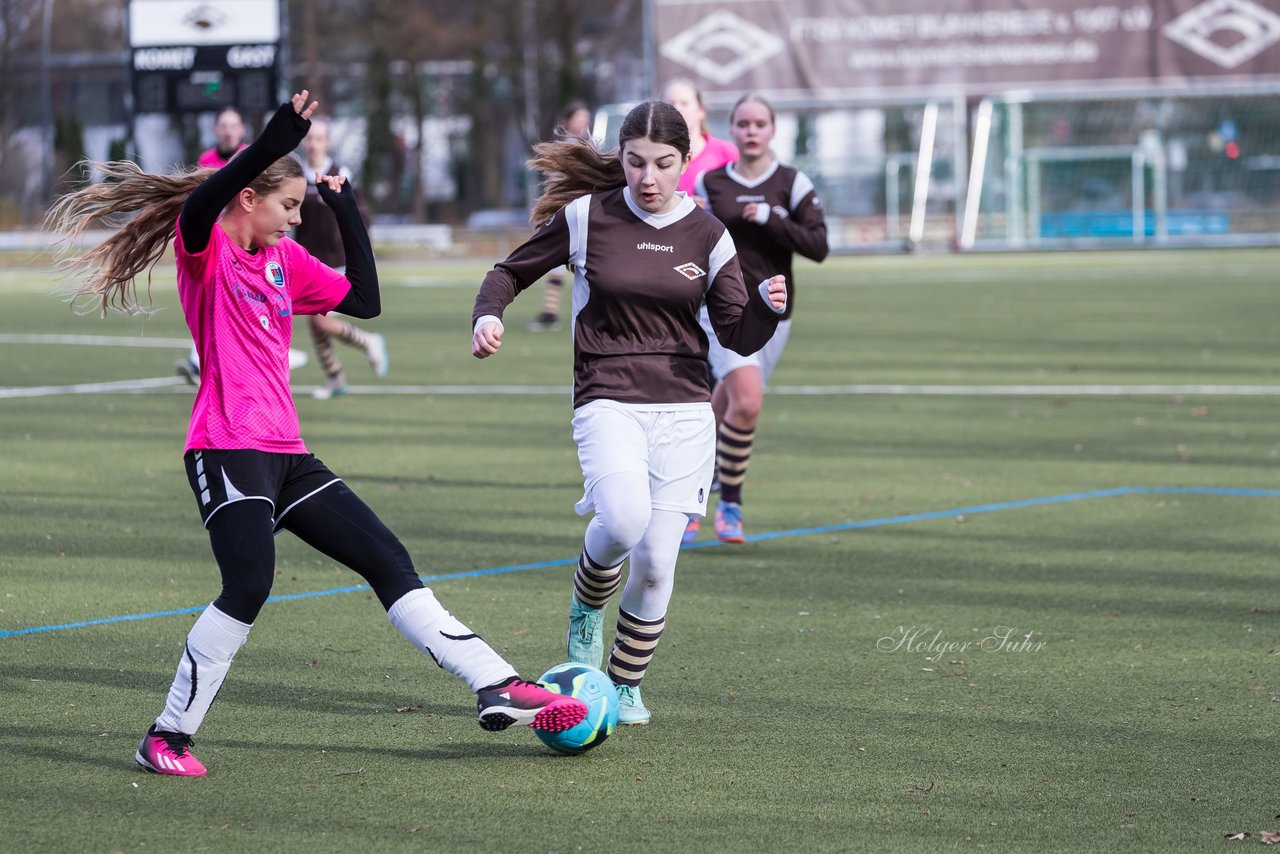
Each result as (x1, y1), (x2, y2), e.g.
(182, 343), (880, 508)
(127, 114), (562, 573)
(573, 547), (623, 609)
(310, 323), (343, 380)
(538, 274), (564, 320)
(331, 319), (373, 352)
(716, 419), (755, 505)
(606, 609), (666, 687)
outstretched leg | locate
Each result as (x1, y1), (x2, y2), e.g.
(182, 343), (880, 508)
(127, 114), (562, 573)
(281, 481), (585, 732)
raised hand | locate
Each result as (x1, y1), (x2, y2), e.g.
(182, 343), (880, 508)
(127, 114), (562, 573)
(291, 90), (319, 120)
(316, 173), (347, 193)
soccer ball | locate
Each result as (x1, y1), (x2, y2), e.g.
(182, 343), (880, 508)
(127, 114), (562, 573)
(534, 663), (620, 755)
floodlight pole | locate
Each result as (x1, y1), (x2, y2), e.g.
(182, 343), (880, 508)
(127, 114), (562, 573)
(39, 0), (54, 207)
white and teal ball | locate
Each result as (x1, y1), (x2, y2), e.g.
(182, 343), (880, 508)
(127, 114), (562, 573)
(534, 663), (620, 755)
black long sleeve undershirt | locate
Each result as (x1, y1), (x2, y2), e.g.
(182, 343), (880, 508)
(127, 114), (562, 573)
(178, 102), (311, 254)
(320, 182), (380, 319)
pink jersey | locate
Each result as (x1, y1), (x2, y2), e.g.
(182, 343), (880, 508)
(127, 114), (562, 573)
(176, 218), (350, 454)
(197, 145), (248, 169)
(679, 135), (738, 196)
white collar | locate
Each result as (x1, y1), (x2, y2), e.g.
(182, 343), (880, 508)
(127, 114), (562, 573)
(726, 158), (779, 189)
(622, 187), (697, 228)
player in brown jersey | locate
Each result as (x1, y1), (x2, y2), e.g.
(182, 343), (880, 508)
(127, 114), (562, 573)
(471, 101), (787, 725)
(684, 93), (829, 545)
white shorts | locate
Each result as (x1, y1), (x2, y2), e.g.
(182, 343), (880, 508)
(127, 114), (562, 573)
(698, 306), (793, 385)
(571, 400), (716, 517)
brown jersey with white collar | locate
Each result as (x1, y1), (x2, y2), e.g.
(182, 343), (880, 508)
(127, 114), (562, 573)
(473, 187), (781, 408)
(696, 160), (829, 321)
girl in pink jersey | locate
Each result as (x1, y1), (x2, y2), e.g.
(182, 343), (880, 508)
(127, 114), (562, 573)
(661, 78), (738, 203)
(47, 90), (584, 777)
(471, 100), (787, 725)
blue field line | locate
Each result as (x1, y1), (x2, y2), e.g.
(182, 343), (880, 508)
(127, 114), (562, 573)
(3, 485), (1277, 640)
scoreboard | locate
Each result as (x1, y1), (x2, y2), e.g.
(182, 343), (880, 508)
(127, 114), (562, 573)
(128, 0), (280, 114)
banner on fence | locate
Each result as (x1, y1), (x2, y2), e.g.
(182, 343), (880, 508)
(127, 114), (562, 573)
(655, 0), (1280, 102)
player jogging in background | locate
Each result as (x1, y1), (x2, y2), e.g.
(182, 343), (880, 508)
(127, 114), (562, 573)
(471, 100), (787, 725)
(689, 92), (829, 544)
(46, 90), (585, 778)
(661, 78), (737, 205)
(527, 99), (594, 333)
(296, 119), (389, 398)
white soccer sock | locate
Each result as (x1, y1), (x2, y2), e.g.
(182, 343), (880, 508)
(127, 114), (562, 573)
(155, 604), (251, 735)
(387, 587), (516, 692)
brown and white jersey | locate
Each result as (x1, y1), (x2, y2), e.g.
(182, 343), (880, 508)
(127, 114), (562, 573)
(473, 186), (781, 408)
(696, 160), (829, 321)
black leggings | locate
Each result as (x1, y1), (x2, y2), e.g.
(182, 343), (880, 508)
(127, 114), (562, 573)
(207, 482), (422, 623)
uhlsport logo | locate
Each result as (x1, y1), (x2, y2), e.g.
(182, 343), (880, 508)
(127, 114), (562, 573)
(1164, 0), (1280, 69)
(264, 261), (285, 288)
(660, 10), (785, 86)
(673, 262), (706, 280)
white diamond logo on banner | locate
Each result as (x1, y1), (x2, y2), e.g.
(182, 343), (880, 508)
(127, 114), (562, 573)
(660, 10), (786, 86)
(1163, 0), (1280, 69)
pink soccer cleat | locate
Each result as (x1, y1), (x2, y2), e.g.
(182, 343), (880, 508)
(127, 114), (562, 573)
(476, 678), (588, 733)
(135, 725), (207, 777)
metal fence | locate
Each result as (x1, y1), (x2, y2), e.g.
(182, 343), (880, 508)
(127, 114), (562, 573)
(961, 84), (1280, 250)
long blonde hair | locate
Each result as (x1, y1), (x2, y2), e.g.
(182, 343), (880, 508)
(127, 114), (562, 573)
(46, 155), (303, 316)
(527, 101), (690, 225)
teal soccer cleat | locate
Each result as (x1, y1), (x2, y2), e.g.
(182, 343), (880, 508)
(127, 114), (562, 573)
(566, 597), (605, 667)
(614, 683), (651, 725)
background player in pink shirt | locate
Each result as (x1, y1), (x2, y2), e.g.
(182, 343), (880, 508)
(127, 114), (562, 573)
(180, 105), (251, 383)
(196, 105), (249, 169)
(47, 90), (585, 778)
(661, 78), (738, 204)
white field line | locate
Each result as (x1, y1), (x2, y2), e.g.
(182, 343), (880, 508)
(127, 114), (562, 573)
(0, 333), (192, 348)
(5, 379), (1280, 400)
(0, 376), (188, 399)
(770, 384), (1280, 396)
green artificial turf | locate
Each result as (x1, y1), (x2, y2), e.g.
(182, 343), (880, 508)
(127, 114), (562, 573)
(1, 250), (1277, 852)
